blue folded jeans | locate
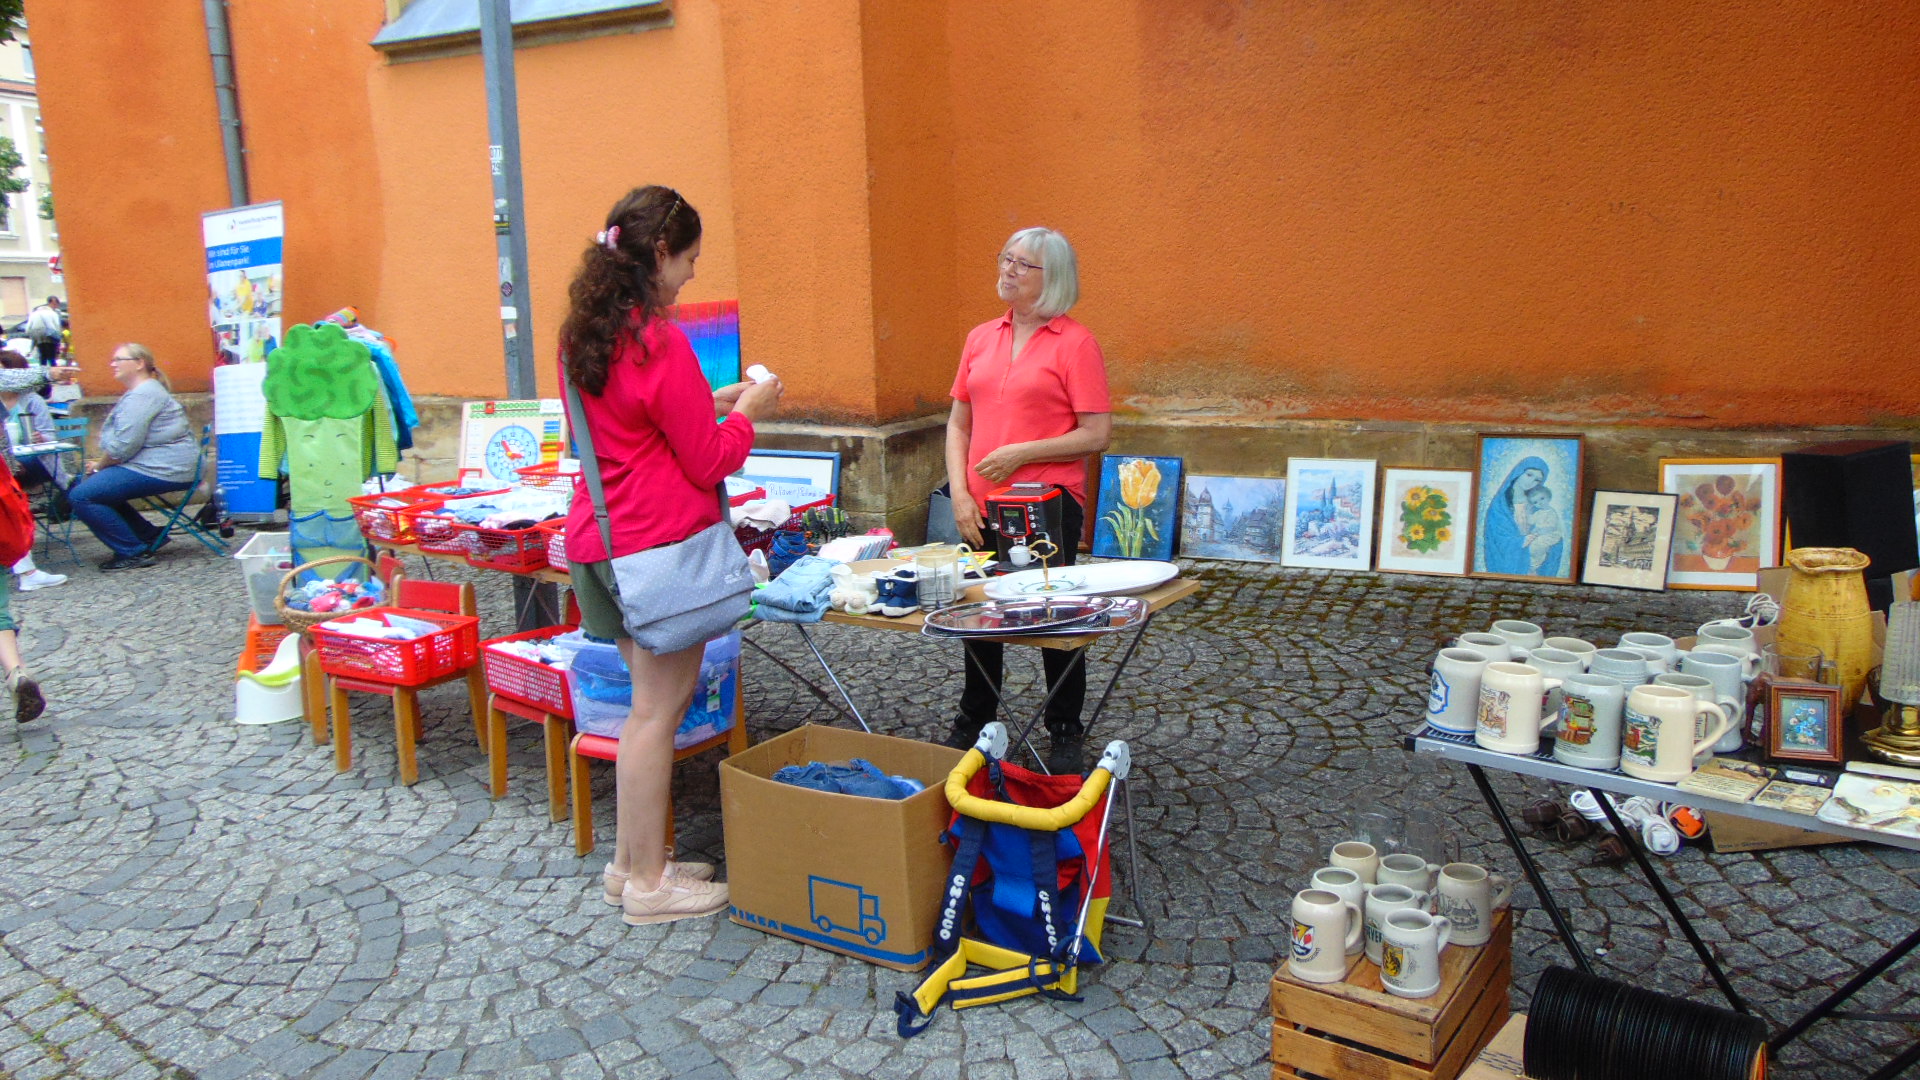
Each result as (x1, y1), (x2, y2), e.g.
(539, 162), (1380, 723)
(772, 758), (915, 799)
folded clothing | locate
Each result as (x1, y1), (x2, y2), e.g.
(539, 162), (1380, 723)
(317, 613), (442, 640)
(772, 758), (922, 800)
(755, 554), (836, 623)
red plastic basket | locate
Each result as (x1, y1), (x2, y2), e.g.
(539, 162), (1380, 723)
(459, 520), (551, 573)
(481, 626), (576, 718)
(735, 494), (835, 556)
(310, 608), (481, 686)
(347, 490), (447, 545)
(237, 615), (292, 677)
(401, 506), (468, 554)
(515, 461), (583, 491)
(541, 521), (570, 572)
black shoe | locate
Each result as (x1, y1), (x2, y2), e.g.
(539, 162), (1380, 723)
(101, 553), (156, 571)
(1046, 730), (1086, 776)
(943, 715), (986, 751)
(141, 534), (172, 555)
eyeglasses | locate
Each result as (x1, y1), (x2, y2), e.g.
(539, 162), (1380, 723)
(997, 254), (1044, 277)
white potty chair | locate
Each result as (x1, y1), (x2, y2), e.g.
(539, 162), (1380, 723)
(235, 634), (305, 725)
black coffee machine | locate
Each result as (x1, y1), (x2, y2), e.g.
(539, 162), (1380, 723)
(984, 482), (1069, 574)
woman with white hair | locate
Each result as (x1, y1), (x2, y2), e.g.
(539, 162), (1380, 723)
(942, 227), (1112, 774)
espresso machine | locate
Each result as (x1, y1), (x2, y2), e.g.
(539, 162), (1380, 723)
(984, 482), (1069, 574)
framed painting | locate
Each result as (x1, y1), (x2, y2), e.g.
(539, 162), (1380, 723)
(1658, 457), (1781, 591)
(1765, 679), (1845, 765)
(1375, 467), (1474, 576)
(1580, 490), (1679, 591)
(1472, 433), (1584, 584)
(1181, 474), (1287, 564)
(1280, 458), (1376, 571)
(739, 450), (840, 504)
(1092, 455), (1182, 560)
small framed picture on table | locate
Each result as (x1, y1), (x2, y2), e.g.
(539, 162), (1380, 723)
(1765, 679), (1846, 765)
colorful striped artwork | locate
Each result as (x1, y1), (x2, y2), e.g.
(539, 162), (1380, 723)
(668, 300), (742, 389)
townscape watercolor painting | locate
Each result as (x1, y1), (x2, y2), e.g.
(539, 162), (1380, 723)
(1280, 459), (1376, 571)
(1180, 475), (1288, 564)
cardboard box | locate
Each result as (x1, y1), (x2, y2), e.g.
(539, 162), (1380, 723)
(721, 725), (963, 971)
(1705, 811), (1841, 853)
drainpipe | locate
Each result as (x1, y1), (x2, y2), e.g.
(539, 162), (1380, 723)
(203, 0), (249, 205)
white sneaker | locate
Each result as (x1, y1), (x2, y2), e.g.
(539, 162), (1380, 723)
(17, 570), (66, 591)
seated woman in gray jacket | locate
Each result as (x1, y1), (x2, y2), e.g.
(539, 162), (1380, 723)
(68, 344), (199, 571)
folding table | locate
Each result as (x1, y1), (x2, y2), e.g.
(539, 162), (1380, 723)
(1408, 724), (1920, 1080)
(752, 567), (1201, 923)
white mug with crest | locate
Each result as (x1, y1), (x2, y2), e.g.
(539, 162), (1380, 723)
(1620, 685), (1731, 783)
(1380, 909), (1454, 998)
(1436, 862), (1511, 947)
(1364, 883), (1430, 965)
(1476, 662), (1564, 755)
(1427, 648), (1492, 733)
(1309, 867), (1368, 955)
(1289, 889), (1362, 984)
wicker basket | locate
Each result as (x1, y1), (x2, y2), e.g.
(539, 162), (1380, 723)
(274, 555), (379, 634)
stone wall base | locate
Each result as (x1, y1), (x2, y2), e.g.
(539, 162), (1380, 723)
(71, 395), (1916, 547)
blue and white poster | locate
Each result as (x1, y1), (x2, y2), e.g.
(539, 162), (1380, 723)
(204, 201), (285, 517)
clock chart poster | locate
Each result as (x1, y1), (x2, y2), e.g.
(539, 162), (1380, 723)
(461, 400), (567, 486)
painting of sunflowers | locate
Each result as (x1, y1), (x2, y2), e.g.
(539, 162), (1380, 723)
(1376, 468), (1475, 576)
(1093, 455), (1183, 560)
(1659, 458), (1781, 590)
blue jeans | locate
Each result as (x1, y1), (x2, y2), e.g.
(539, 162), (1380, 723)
(68, 465), (189, 557)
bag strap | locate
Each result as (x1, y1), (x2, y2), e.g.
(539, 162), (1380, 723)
(560, 347), (735, 562)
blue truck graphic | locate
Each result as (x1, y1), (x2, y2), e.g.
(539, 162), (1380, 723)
(808, 876), (887, 945)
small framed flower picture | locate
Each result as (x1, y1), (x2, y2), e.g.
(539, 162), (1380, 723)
(1659, 457), (1782, 591)
(1376, 467), (1474, 576)
(1580, 490), (1679, 591)
(1764, 679), (1846, 765)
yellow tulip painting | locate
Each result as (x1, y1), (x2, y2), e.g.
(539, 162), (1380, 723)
(1095, 455), (1181, 560)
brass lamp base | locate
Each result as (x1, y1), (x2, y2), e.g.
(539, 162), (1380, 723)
(1864, 702), (1920, 765)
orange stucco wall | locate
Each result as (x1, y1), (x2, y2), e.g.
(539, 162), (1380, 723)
(27, 0), (1920, 427)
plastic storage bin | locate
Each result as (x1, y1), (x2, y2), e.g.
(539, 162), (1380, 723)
(233, 532), (295, 625)
(567, 632), (740, 747)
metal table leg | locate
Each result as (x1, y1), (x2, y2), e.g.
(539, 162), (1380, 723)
(1465, 765), (1593, 974)
(1771, 924), (1920, 1052)
(1588, 788), (1749, 1014)
(794, 623), (872, 733)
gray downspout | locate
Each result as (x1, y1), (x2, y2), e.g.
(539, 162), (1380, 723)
(203, 0), (249, 206)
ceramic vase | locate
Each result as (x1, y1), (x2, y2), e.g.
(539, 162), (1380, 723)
(1777, 547), (1874, 710)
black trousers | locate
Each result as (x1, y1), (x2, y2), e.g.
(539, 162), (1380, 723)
(958, 492), (1086, 736)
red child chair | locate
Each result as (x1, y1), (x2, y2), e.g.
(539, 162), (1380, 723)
(480, 590), (584, 815)
(569, 701), (749, 856)
(326, 569), (487, 786)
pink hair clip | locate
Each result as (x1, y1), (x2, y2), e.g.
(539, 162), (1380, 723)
(595, 226), (621, 251)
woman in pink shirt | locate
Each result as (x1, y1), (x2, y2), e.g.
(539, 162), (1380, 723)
(561, 186), (784, 925)
(944, 227), (1112, 773)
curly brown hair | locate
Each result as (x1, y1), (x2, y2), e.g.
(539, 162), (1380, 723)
(560, 185), (702, 395)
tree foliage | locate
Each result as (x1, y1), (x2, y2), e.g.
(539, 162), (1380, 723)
(0, 2), (23, 45)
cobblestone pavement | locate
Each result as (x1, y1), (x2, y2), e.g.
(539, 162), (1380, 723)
(3, 528), (1917, 1079)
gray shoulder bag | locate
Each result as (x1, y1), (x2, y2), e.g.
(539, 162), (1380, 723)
(561, 371), (753, 654)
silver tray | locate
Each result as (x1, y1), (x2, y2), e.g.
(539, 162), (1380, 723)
(925, 597), (1152, 639)
(921, 596), (1117, 636)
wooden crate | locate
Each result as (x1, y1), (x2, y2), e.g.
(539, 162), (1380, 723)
(1459, 1013), (1529, 1080)
(1270, 909), (1512, 1080)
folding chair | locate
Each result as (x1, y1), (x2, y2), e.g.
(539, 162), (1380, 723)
(25, 416), (85, 566)
(327, 571), (488, 786)
(134, 424), (231, 555)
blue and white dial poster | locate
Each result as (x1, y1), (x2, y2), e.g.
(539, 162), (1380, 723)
(461, 400), (567, 487)
(205, 201), (285, 517)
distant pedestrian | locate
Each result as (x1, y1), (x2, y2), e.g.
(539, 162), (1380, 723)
(24, 297), (61, 367)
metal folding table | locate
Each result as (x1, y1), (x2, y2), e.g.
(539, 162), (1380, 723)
(752, 569), (1202, 923)
(1408, 725), (1920, 1080)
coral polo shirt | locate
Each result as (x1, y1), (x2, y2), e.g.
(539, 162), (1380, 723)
(950, 311), (1111, 510)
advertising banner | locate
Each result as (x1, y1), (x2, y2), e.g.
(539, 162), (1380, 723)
(204, 201), (285, 516)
